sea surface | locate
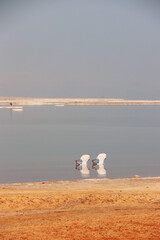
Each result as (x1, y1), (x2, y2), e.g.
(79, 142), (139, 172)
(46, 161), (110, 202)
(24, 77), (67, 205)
(0, 105), (160, 183)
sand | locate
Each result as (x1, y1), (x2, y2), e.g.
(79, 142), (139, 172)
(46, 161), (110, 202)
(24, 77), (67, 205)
(0, 177), (160, 240)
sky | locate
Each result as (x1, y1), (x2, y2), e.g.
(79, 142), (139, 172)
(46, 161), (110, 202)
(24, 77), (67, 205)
(0, 0), (160, 99)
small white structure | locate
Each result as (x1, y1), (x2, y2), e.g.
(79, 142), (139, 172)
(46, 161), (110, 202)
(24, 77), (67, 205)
(92, 153), (107, 166)
(12, 108), (23, 111)
(75, 154), (91, 177)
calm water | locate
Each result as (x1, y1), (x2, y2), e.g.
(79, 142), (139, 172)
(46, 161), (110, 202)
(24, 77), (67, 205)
(0, 105), (160, 183)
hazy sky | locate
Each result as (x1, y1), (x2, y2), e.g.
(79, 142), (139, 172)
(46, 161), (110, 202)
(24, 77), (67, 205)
(0, 0), (160, 99)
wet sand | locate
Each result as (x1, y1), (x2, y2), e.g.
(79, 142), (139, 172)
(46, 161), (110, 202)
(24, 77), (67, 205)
(0, 97), (160, 105)
(0, 177), (160, 239)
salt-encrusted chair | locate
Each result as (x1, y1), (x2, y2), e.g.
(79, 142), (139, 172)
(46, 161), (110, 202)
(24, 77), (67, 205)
(92, 153), (107, 166)
(75, 154), (91, 177)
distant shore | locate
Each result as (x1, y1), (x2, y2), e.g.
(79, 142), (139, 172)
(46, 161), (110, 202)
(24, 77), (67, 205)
(0, 97), (160, 106)
(0, 177), (160, 239)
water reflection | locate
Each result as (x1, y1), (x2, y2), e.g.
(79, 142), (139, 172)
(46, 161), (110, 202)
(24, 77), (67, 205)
(75, 163), (91, 177)
(75, 153), (107, 178)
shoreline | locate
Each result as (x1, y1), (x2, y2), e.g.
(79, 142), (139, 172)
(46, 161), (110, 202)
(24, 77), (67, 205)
(0, 176), (160, 188)
(1, 97), (160, 106)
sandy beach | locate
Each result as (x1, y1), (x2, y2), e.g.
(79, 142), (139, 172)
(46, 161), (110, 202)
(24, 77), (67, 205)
(0, 177), (160, 240)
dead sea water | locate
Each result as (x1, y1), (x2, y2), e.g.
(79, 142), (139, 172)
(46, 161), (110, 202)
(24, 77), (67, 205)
(0, 105), (160, 183)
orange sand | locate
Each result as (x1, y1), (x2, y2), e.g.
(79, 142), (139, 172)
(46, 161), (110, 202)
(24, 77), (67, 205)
(0, 178), (160, 240)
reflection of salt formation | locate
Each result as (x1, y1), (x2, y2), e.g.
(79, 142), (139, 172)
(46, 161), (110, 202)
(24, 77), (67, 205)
(92, 153), (107, 177)
(75, 154), (90, 177)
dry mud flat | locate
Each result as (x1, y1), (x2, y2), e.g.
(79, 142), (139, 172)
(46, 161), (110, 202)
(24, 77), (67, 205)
(0, 178), (160, 240)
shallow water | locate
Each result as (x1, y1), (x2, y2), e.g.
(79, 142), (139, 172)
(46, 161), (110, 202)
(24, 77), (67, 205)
(0, 105), (160, 183)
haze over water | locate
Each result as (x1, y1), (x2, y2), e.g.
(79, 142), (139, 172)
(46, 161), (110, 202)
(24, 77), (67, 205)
(0, 105), (160, 183)
(0, 1), (160, 99)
